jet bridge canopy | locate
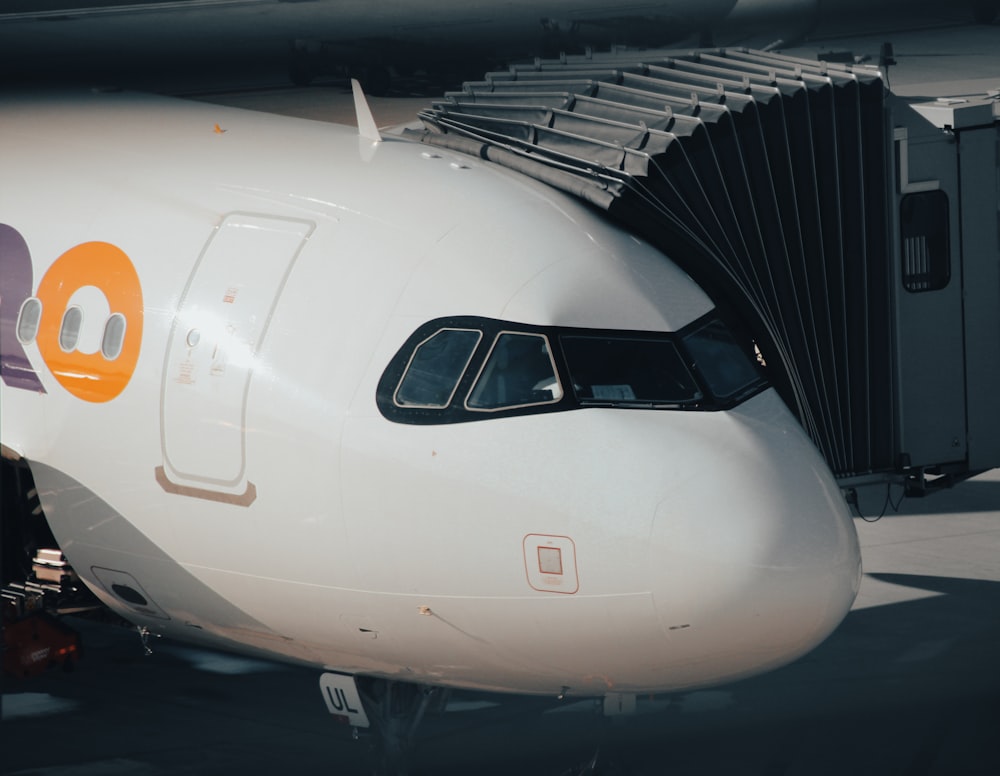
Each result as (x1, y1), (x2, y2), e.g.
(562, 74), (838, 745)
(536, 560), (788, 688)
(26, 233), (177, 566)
(413, 48), (1000, 492)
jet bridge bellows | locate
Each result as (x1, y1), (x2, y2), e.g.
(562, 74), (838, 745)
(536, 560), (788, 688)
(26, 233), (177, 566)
(413, 49), (1000, 491)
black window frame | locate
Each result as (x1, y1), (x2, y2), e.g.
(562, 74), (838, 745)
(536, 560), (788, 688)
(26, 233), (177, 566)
(376, 313), (768, 425)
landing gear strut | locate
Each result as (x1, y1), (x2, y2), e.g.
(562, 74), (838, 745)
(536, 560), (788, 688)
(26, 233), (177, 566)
(355, 678), (448, 775)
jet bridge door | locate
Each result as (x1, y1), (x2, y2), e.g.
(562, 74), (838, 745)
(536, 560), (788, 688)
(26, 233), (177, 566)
(158, 213), (314, 503)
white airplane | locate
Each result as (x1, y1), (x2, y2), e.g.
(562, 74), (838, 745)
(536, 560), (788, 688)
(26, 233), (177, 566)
(0, 84), (860, 766)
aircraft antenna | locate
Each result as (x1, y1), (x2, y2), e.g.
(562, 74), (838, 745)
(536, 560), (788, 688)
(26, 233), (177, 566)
(351, 79), (382, 143)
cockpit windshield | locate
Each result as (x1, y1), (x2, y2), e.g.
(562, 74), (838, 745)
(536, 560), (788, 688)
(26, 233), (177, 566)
(394, 328), (481, 408)
(467, 332), (563, 411)
(560, 336), (702, 406)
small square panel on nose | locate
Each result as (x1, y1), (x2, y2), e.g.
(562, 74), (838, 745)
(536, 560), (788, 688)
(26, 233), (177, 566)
(524, 534), (578, 594)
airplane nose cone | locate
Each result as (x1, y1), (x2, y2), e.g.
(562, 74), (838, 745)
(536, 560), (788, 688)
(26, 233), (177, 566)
(649, 391), (861, 687)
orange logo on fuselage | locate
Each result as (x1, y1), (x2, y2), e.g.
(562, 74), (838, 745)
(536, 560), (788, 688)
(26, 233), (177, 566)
(0, 225), (143, 403)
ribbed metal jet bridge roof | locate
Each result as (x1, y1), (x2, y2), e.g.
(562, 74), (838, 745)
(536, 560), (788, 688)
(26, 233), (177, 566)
(412, 48), (897, 483)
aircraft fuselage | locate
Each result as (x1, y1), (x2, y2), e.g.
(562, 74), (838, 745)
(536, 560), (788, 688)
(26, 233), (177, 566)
(0, 90), (860, 697)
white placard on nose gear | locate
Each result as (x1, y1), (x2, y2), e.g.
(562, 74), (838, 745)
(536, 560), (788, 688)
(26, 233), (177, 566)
(319, 672), (370, 728)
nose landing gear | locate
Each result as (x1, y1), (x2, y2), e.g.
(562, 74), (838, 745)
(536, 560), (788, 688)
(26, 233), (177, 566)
(357, 678), (448, 775)
(320, 673), (449, 775)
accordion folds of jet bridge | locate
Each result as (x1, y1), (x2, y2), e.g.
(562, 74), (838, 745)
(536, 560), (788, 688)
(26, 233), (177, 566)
(413, 47), (1000, 498)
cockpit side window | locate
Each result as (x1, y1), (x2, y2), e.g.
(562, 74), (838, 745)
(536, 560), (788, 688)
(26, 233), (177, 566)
(681, 318), (762, 401)
(560, 336), (701, 406)
(466, 332), (563, 411)
(394, 328), (482, 408)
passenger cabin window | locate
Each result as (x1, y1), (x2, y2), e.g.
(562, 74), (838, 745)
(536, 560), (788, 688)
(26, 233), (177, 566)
(561, 336), (701, 406)
(59, 306), (83, 352)
(467, 332), (563, 410)
(394, 328), (481, 408)
(16, 298), (42, 345)
(101, 313), (127, 361)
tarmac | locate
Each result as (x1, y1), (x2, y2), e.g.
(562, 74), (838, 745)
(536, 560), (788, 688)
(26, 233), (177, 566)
(2, 14), (1000, 776)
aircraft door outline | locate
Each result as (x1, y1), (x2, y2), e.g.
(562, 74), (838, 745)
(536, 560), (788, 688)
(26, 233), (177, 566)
(157, 212), (314, 505)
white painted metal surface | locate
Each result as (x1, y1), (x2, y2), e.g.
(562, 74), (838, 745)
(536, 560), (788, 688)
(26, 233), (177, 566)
(0, 89), (860, 698)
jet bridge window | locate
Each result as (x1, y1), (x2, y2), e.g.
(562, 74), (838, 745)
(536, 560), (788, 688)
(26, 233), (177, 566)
(394, 328), (482, 408)
(466, 332), (563, 411)
(560, 335), (702, 406)
(900, 190), (950, 292)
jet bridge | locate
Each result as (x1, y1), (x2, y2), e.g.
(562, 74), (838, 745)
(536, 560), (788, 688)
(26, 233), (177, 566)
(413, 48), (1000, 493)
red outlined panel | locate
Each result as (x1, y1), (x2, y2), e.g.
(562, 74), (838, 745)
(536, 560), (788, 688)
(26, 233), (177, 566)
(523, 534), (578, 594)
